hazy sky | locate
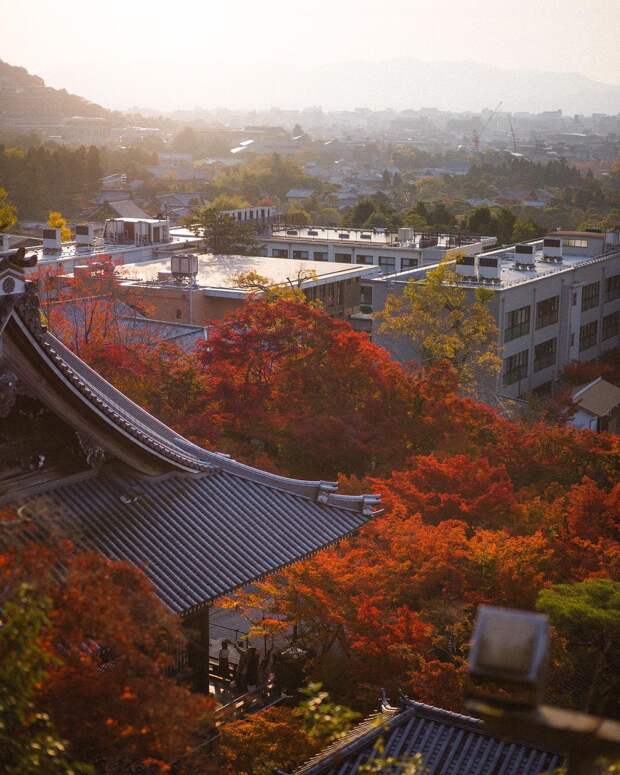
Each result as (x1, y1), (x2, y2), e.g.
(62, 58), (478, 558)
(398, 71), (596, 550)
(1, 0), (619, 110)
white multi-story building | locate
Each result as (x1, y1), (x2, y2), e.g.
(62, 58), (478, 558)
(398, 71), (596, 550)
(260, 226), (496, 276)
(372, 229), (620, 399)
(1, 219), (202, 275)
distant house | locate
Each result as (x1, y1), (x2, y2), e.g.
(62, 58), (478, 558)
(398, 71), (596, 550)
(94, 189), (132, 204)
(570, 377), (620, 433)
(86, 199), (151, 222)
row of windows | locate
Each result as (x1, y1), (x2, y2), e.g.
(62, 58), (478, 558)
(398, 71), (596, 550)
(579, 320), (598, 351)
(504, 306), (531, 342)
(581, 281), (600, 311)
(504, 275), (620, 342)
(504, 338), (559, 385)
(504, 314), (619, 385)
(271, 249), (418, 272)
(575, 314), (619, 351)
(504, 349), (529, 386)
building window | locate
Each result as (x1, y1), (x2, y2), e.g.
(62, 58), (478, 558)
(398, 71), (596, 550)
(504, 305), (531, 342)
(579, 320), (598, 351)
(313, 252), (327, 261)
(605, 274), (620, 302)
(534, 338), (557, 372)
(401, 258), (418, 269)
(564, 238), (588, 248)
(355, 254), (374, 265)
(379, 256), (396, 274)
(602, 311), (619, 340)
(503, 349), (529, 386)
(581, 281), (600, 311)
(272, 248), (288, 258)
(361, 285), (373, 306)
(292, 250), (309, 259)
(535, 295), (559, 329)
(335, 253), (352, 263)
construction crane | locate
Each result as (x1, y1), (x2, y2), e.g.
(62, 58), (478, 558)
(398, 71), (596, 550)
(472, 101), (503, 151)
(507, 115), (518, 153)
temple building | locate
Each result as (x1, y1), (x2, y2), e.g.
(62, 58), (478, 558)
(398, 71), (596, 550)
(0, 247), (379, 689)
(286, 697), (563, 775)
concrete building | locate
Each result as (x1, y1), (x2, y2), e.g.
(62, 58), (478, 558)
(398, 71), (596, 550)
(12, 219), (202, 276)
(106, 253), (378, 325)
(260, 226), (496, 276)
(260, 227), (496, 315)
(371, 229), (620, 399)
(222, 205), (278, 227)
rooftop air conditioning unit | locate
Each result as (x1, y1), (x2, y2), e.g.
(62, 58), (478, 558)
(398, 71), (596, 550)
(75, 223), (94, 247)
(171, 253), (199, 279)
(478, 255), (502, 281)
(514, 243), (536, 270)
(455, 254), (477, 279)
(42, 228), (62, 252)
(542, 237), (563, 263)
(0, 235), (10, 252)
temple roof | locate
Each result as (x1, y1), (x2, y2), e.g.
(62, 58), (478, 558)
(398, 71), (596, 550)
(290, 699), (564, 775)
(0, 251), (379, 612)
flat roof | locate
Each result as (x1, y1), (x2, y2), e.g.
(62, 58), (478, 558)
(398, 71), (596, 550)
(116, 253), (376, 293)
(268, 227), (490, 250)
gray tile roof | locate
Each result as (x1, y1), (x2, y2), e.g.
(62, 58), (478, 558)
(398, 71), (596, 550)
(1, 282), (379, 613)
(10, 466), (369, 613)
(291, 701), (563, 775)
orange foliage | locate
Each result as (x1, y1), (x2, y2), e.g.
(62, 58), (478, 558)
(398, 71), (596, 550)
(0, 542), (214, 769)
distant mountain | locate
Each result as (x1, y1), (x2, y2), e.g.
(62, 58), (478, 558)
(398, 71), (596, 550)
(135, 58), (620, 115)
(0, 59), (115, 120)
(4, 57), (620, 117)
(185, 59), (620, 114)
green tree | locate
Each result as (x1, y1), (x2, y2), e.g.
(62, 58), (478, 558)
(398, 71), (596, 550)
(346, 198), (376, 227)
(379, 259), (500, 394)
(0, 584), (87, 775)
(0, 186), (17, 232)
(511, 217), (541, 243)
(190, 206), (257, 255)
(537, 579), (620, 716)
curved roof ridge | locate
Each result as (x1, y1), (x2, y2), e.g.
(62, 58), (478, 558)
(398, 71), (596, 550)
(9, 291), (379, 515)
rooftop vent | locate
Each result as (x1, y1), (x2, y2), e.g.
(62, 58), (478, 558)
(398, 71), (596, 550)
(338, 232), (350, 239)
(308, 229), (319, 236)
(286, 229), (298, 236)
